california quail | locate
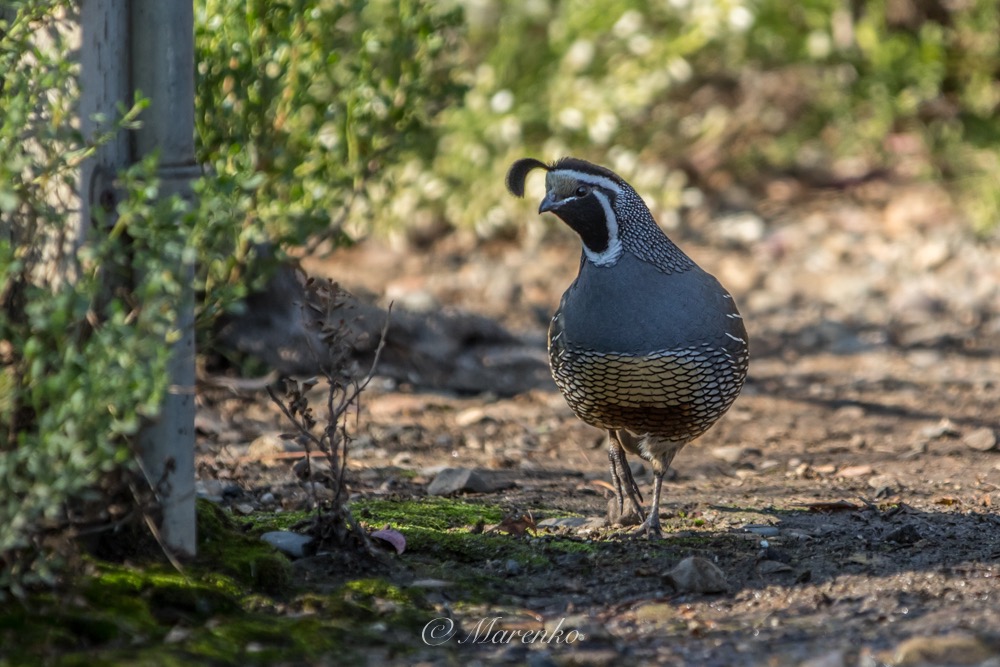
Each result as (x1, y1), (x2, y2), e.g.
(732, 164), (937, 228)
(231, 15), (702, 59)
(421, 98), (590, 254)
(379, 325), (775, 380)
(506, 157), (749, 537)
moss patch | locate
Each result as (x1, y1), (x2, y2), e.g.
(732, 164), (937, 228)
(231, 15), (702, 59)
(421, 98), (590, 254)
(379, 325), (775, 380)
(0, 496), (699, 664)
(194, 500), (292, 595)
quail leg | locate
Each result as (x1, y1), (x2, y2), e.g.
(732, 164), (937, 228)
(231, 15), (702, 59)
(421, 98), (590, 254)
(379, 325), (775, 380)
(608, 433), (644, 523)
(632, 472), (664, 538)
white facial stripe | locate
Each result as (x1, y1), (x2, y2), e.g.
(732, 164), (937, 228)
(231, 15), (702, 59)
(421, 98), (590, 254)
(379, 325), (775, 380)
(552, 169), (622, 195)
(583, 190), (623, 266)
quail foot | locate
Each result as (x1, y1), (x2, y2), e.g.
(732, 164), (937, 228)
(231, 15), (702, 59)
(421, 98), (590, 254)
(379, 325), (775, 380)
(507, 157), (749, 537)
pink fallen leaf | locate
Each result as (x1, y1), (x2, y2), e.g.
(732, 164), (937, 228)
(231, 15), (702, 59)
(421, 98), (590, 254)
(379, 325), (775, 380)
(371, 526), (406, 554)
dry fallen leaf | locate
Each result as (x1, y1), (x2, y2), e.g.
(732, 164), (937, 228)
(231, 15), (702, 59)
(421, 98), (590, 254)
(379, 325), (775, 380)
(934, 496), (961, 506)
(589, 479), (617, 494)
(493, 513), (537, 537)
(371, 526), (406, 554)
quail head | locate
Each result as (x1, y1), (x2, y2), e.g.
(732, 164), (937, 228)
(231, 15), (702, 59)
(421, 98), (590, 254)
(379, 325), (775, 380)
(506, 157), (749, 537)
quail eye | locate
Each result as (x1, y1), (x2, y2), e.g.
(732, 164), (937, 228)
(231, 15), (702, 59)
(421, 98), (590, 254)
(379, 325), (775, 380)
(575, 185), (590, 197)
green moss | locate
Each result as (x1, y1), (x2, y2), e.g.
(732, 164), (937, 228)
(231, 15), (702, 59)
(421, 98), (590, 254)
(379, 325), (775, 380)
(194, 500), (292, 595)
(352, 497), (504, 531)
(241, 509), (313, 533)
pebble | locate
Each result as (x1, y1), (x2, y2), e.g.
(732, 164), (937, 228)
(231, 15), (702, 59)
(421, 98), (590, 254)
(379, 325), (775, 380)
(757, 560), (793, 575)
(195, 479), (225, 503)
(884, 525), (922, 545)
(920, 418), (960, 440)
(713, 211), (766, 245)
(867, 474), (900, 496)
(664, 556), (728, 594)
(798, 649), (847, 667)
(504, 559), (521, 575)
(247, 433), (294, 462)
(963, 427), (997, 452)
(881, 632), (1000, 666)
(537, 517), (591, 529)
(711, 445), (747, 464)
(743, 524), (780, 537)
(837, 464), (874, 478)
(426, 467), (513, 495)
(261, 531), (314, 558)
(232, 503), (255, 516)
(292, 457), (332, 480)
(260, 492), (276, 504)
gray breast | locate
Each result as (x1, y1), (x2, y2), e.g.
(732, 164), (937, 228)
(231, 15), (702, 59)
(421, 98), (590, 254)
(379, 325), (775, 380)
(556, 252), (745, 355)
(548, 251), (749, 439)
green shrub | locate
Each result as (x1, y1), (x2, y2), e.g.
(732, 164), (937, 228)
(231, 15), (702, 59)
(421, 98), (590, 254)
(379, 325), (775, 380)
(427, 0), (1000, 233)
(193, 0), (464, 250)
(0, 0), (466, 593)
(0, 1), (189, 591)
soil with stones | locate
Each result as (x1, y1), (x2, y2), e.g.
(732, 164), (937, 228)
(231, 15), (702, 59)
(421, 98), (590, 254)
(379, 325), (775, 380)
(198, 178), (1000, 667)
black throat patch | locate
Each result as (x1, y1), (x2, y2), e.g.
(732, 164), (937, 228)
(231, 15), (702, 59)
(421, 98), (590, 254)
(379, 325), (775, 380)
(556, 195), (611, 255)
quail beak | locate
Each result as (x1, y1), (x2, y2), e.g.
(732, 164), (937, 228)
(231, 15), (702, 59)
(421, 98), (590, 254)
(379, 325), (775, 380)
(538, 192), (558, 214)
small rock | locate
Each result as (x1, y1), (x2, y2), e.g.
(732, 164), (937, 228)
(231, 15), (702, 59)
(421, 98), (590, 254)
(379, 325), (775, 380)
(260, 492), (276, 504)
(757, 560), (793, 575)
(885, 632), (1000, 666)
(390, 452), (413, 466)
(454, 407), (490, 427)
(261, 531), (314, 558)
(537, 517), (591, 530)
(409, 579), (452, 589)
(743, 524), (779, 537)
(577, 517), (608, 533)
(798, 649), (847, 667)
(964, 427), (997, 452)
(714, 211), (766, 245)
(247, 433), (292, 462)
(427, 467), (512, 495)
(837, 464), (874, 478)
(163, 625), (192, 644)
(505, 559), (521, 575)
(293, 456), (332, 480)
(302, 482), (334, 500)
(527, 651), (560, 667)
(868, 474), (900, 497)
(832, 405), (865, 421)
(232, 503), (255, 516)
(711, 445), (746, 464)
(664, 556), (728, 594)
(551, 648), (618, 666)
(920, 418), (960, 440)
(884, 525), (922, 545)
(195, 479), (225, 502)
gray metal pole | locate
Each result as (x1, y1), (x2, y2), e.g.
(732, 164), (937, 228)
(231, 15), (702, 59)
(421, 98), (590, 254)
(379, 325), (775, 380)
(129, 0), (199, 557)
(79, 1), (129, 242)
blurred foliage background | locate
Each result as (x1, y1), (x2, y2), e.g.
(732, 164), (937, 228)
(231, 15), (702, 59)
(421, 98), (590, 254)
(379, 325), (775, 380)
(437, 0), (1000, 234)
(193, 0), (1000, 247)
(1, 0), (998, 591)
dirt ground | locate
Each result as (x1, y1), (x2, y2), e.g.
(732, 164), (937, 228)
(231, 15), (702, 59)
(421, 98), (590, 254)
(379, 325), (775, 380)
(198, 178), (1000, 666)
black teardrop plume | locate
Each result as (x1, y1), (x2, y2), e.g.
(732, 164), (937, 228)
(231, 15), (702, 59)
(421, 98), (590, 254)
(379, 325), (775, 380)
(505, 157), (549, 197)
